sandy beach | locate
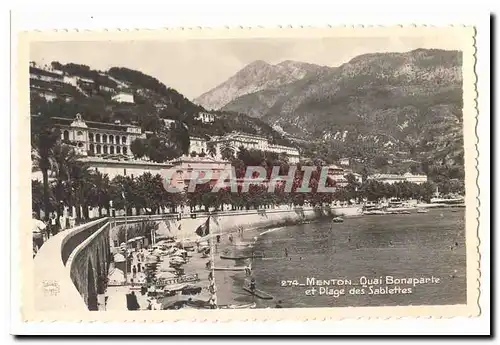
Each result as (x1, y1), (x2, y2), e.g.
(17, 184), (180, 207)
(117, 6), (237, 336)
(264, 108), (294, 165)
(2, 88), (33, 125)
(105, 217), (306, 311)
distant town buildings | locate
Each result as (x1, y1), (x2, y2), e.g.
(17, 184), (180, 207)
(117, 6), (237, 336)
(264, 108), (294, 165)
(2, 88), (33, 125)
(29, 66), (64, 83)
(112, 92), (135, 103)
(189, 136), (208, 155)
(339, 157), (350, 166)
(51, 113), (146, 157)
(195, 111), (215, 124)
(326, 164), (363, 187)
(162, 118), (176, 128)
(367, 173), (428, 185)
(168, 156), (233, 191)
(209, 132), (300, 163)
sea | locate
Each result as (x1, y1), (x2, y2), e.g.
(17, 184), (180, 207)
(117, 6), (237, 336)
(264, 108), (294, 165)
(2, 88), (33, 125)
(214, 208), (466, 308)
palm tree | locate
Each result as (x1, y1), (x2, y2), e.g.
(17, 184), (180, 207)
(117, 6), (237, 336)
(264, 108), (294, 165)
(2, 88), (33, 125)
(50, 142), (87, 218)
(220, 142), (235, 161)
(84, 171), (111, 218)
(31, 115), (60, 218)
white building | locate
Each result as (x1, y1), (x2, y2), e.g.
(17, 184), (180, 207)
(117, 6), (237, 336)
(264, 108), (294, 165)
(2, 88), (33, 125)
(112, 92), (135, 103)
(367, 173), (428, 185)
(162, 118), (176, 128)
(167, 156), (233, 193)
(195, 111), (215, 124)
(189, 136), (208, 155)
(79, 156), (173, 180)
(52, 113), (146, 157)
(402, 172), (428, 184)
(339, 157), (350, 166)
(29, 66), (64, 83)
(209, 132), (300, 163)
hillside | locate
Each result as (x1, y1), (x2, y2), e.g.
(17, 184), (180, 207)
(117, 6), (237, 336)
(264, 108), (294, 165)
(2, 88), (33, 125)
(30, 61), (293, 161)
(194, 60), (331, 111)
(200, 49), (464, 178)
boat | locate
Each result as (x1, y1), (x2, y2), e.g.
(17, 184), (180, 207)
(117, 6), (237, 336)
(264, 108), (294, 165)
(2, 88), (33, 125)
(219, 302), (256, 309)
(417, 209), (429, 214)
(430, 197), (465, 205)
(242, 287), (274, 300)
(332, 217), (344, 223)
(399, 211), (411, 215)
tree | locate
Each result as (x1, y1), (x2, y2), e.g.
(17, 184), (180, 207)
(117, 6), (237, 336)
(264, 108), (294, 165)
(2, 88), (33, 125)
(130, 138), (148, 159)
(220, 142), (235, 161)
(31, 115), (60, 218)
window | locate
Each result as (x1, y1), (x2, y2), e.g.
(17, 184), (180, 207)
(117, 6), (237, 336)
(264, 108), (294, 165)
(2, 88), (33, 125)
(123, 147), (128, 155)
(116, 135), (120, 144)
(124, 169), (127, 175)
(89, 144), (94, 153)
(103, 134), (107, 143)
(63, 130), (69, 141)
(96, 145), (101, 154)
(76, 131), (83, 138)
(103, 146), (108, 154)
(109, 136), (114, 144)
(116, 146), (121, 154)
(110, 146), (114, 154)
(122, 136), (127, 144)
(95, 134), (101, 143)
(89, 133), (94, 142)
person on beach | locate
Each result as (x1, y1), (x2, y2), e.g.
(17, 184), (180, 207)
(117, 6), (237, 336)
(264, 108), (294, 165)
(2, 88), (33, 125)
(275, 300), (283, 308)
(216, 235), (221, 243)
(32, 212), (47, 252)
(250, 277), (256, 293)
(49, 212), (58, 236)
(284, 248), (288, 258)
(228, 234), (233, 244)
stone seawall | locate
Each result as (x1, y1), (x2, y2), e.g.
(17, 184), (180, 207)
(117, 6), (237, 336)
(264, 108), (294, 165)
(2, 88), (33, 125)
(155, 206), (352, 241)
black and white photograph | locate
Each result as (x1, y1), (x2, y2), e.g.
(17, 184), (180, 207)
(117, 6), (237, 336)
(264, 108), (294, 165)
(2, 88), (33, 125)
(22, 26), (477, 320)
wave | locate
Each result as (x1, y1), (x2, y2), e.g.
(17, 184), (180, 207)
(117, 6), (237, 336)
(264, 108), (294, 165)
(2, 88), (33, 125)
(258, 226), (287, 237)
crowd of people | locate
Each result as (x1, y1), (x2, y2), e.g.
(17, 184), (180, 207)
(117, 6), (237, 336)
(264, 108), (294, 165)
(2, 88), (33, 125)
(32, 208), (77, 257)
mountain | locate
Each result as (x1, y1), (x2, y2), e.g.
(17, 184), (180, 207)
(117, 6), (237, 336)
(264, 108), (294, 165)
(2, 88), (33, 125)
(194, 60), (331, 112)
(204, 49), (464, 176)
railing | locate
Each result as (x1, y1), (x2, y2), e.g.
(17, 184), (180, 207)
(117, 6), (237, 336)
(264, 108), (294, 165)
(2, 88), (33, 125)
(32, 207), (328, 311)
(33, 214), (160, 312)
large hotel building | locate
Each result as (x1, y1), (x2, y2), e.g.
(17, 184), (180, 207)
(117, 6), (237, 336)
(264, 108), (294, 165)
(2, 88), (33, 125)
(52, 113), (146, 157)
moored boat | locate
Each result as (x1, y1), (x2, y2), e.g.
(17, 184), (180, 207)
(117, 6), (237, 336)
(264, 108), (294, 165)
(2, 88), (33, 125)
(242, 287), (274, 300)
(332, 217), (344, 223)
(331, 205), (363, 217)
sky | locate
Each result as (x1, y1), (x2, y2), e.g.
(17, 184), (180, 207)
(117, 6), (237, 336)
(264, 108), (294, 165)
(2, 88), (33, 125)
(30, 35), (464, 100)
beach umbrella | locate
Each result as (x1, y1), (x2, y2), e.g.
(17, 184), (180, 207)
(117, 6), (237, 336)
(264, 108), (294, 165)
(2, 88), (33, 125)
(162, 283), (188, 292)
(169, 257), (185, 264)
(107, 268), (125, 286)
(156, 271), (176, 279)
(113, 253), (126, 263)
